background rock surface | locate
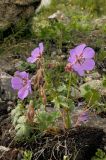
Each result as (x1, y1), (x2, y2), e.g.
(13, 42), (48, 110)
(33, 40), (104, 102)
(0, 0), (41, 31)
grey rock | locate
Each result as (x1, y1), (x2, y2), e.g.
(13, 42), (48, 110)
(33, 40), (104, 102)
(0, 71), (16, 100)
(36, 0), (51, 12)
(48, 10), (70, 25)
(0, 0), (40, 31)
(71, 87), (80, 99)
(70, 78), (106, 99)
(12, 0), (39, 5)
(0, 58), (16, 75)
(72, 107), (106, 134)
(85, 72), (101, 82)
(80, 80), (106, 97)
(93, 16), (106, 27)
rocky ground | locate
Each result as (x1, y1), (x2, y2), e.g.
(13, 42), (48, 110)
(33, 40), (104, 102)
(0, 0), (106, 159)
(0, 0), (41, 32)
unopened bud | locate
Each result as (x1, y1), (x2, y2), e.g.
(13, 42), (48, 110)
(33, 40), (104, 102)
(42, 94), (47, 105)
(65, 63), (72, 72)
(27, 100), (35, 123)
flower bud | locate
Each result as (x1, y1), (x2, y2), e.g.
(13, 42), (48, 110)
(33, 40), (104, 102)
(27, 100), (35, 123)
(65, 63), (72, 72)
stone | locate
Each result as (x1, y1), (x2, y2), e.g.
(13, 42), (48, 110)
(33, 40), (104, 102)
(85, 72), (101, 82)
(71, 87), (81, 99)
(72, 107), (106, 134)
(40, 0), (51, 6)
(36, 0), (51, 12)
(0, 0), (41, 31)
(80, 79), (106, 97)
(13, 0), (39, 6)
(48, 10), (70, 25)
(0, 71), (16, 101)
(0, 58), (16, 75)
(93, 16), (106, 27)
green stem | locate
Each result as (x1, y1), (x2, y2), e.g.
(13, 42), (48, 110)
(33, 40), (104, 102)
(63, 73), (72, 129)
(67, 73), (72, 99)
(65, 109), (71, 129)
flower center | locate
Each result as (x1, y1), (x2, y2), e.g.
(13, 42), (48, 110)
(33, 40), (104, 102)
(75, 53), (84, 65)
(22, 78), (28, 86)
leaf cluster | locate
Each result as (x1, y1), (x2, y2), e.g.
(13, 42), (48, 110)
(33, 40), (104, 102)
(91, 149), (106, 160)
(11, 103), (32, 140)
(23, 150), (33, 160)
(81, 85), (106, 113)
(36, 107), (60, 132)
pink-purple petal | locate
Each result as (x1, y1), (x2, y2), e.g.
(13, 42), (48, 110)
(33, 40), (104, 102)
(39, 42), (44, 54)
(67, 44), (95, 76)
(83, 47), (95, 58)
(68, 49), (77, 63)
(15, 71), (20, 76)
(31, 48), (40, 58)
(69, 49), (75, 56)
(27, 57), (37, 63)
(27, 80), (32, 93)
(68, 56), (76, 64)
(75, 44), (86, 56)
(82, 59), (95, 71)
(11, 77), (23, 90)
(14, 71), (28, 79)
(78, 111), (88, 122)
(18, 86), (29, 100)
(19, 71), (29, 79)
(72, 63), (85, 76)
(77, 69), (85, 76)
(11, 71), (32, 99)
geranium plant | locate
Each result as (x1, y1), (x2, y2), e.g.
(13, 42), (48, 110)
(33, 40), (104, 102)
(11, 43), (95, 139)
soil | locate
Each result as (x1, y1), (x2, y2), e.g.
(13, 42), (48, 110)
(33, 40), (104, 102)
(0, 105), (105, 160)
(99, 112), (106, 118)
(96, 58), (106, 75)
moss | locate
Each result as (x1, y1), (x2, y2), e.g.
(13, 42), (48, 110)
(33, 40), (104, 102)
(31, 0), (106, 67)
(70, 0), (106, 16)
(0, 17), (34, 56)
(0, 21), (11, 32)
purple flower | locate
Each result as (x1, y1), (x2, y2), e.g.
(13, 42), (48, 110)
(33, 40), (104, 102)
(77, 111), (89, 123)
(11, 71), (32, 100)
(68, 44), (95, 76)
(27, 43), (44, 63)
